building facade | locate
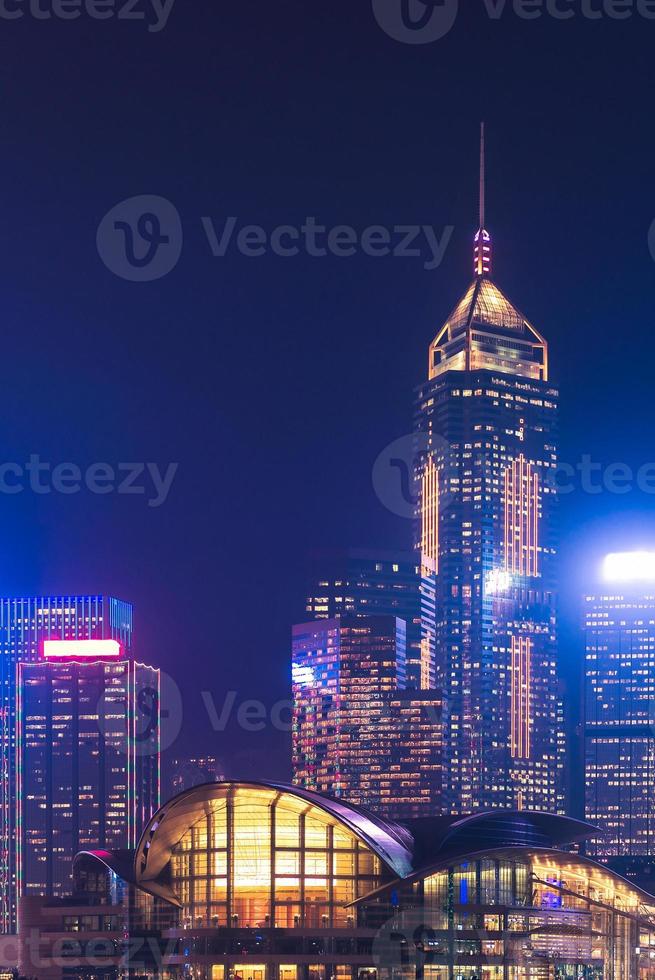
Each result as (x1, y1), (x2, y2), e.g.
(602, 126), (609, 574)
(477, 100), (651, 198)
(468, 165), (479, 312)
(18, 781), (655, 980)
(584, 561), (655, 858)
(414, 135), (561, 814)
(167, 756), (226, 800)
(17, 640), (160, 901)
(292, 617), (444, 818)
(0, 595), (133, 932)
(304, 549), (423, 689)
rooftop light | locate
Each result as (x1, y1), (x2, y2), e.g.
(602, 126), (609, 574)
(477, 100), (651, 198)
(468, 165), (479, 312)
(602, 551), (655, 582)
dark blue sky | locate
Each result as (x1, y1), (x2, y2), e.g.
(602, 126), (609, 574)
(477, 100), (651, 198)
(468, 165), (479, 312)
(1, 1), (654, 791)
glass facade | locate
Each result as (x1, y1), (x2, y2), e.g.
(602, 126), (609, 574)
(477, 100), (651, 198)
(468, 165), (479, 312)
(584, 590), (655, 857)
(292, 617), (444, 817)
(170, 784), (384, 929)
(304, 549), (423, 690)
(363, 852), (655, 979)
(17, 656), (159, 900)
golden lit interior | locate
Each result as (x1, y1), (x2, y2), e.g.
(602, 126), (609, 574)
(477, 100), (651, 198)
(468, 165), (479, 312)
(170, 786), (384, 929)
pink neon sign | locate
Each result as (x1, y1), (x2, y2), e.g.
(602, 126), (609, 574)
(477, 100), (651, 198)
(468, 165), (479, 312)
(43, 639), (122, 659)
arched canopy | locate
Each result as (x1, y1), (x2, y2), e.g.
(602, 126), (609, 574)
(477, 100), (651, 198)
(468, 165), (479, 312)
(134, 780), (414, 887)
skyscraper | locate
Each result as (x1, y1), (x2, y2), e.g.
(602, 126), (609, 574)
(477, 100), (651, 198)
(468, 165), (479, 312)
(415, 127), (561, 813)
(0, 595), (132, 931)
(584, 552), (655, 860)
(17, 639), (160, 900)
(304, 548), (424, 689)
(292, 615), (443, 818)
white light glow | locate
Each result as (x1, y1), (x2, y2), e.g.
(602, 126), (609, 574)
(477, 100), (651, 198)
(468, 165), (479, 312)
(486, 568), (512, 594)
(603, 551), (655, 583)
(43, 639), (121, 659)
(292, 664), (315, 687)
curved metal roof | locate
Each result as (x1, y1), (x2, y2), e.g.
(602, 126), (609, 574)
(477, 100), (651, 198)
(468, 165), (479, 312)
(133, 780), (414, 889)
(350, 845), (655, 911)
(73, 849), (135, 884)
(73, 849), (182, 907)
(436, 810), (596, 856)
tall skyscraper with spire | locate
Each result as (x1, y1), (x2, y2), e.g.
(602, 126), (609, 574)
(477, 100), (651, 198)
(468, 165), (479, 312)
(415, 126), (562, 814)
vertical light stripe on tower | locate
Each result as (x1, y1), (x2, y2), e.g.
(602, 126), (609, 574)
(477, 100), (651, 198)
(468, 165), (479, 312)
(421, 458), (439, 577)
(511, 635), (532, 760)
(504, 454), (540, 577)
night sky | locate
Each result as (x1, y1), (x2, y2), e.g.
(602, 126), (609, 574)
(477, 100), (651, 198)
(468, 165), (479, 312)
(1, 1), (654, 803)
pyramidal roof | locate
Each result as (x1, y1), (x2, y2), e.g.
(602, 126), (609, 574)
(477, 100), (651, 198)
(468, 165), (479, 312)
(444, 275), (528, 336)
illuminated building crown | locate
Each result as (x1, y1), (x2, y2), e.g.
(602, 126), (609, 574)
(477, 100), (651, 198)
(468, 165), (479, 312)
(428, 125), (548, 383)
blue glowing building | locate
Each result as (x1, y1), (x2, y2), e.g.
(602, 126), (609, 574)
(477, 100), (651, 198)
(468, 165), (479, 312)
(0, 595), (133, 932)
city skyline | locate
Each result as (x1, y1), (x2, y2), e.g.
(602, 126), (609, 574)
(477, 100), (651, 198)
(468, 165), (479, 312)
(2, 5), (654, 793)
(3, 3), (655, 976)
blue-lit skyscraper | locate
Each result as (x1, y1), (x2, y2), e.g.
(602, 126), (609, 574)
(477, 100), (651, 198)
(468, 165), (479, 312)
(414, 128), (561, 813)
(17, 641), (159, 901)
(584, 553), (655, 860)
(0, 595), (132, 932)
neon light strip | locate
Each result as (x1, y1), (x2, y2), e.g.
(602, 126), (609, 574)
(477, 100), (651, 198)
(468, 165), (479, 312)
(421, 458), (439, 576)
(511, 636), (532, 760)
(16, 664), (23, 901)
(43, 639), (121, 659)
(504, 454), (540, 577)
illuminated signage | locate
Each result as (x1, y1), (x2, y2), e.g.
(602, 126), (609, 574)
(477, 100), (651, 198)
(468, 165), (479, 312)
(43, 639), (121, 659)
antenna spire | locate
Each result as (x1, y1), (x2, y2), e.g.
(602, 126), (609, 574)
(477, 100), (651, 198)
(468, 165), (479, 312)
(474, 122), (492, 278)
(479, 121), (485, 229)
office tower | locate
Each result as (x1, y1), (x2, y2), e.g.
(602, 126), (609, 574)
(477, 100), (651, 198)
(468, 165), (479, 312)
(305, 548), (424, 689)
(168, 756), (225, 798)
(17, 638), (160, 900)
(584, 552), (655, 860)
(0, 595), (132, 931)
(292, 616), (444, 817)
(414, 127), (561, 813)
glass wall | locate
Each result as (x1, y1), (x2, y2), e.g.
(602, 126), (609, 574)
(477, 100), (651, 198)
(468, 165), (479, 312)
(366, 854), (655, 979)
(170, 785), (386, 928)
